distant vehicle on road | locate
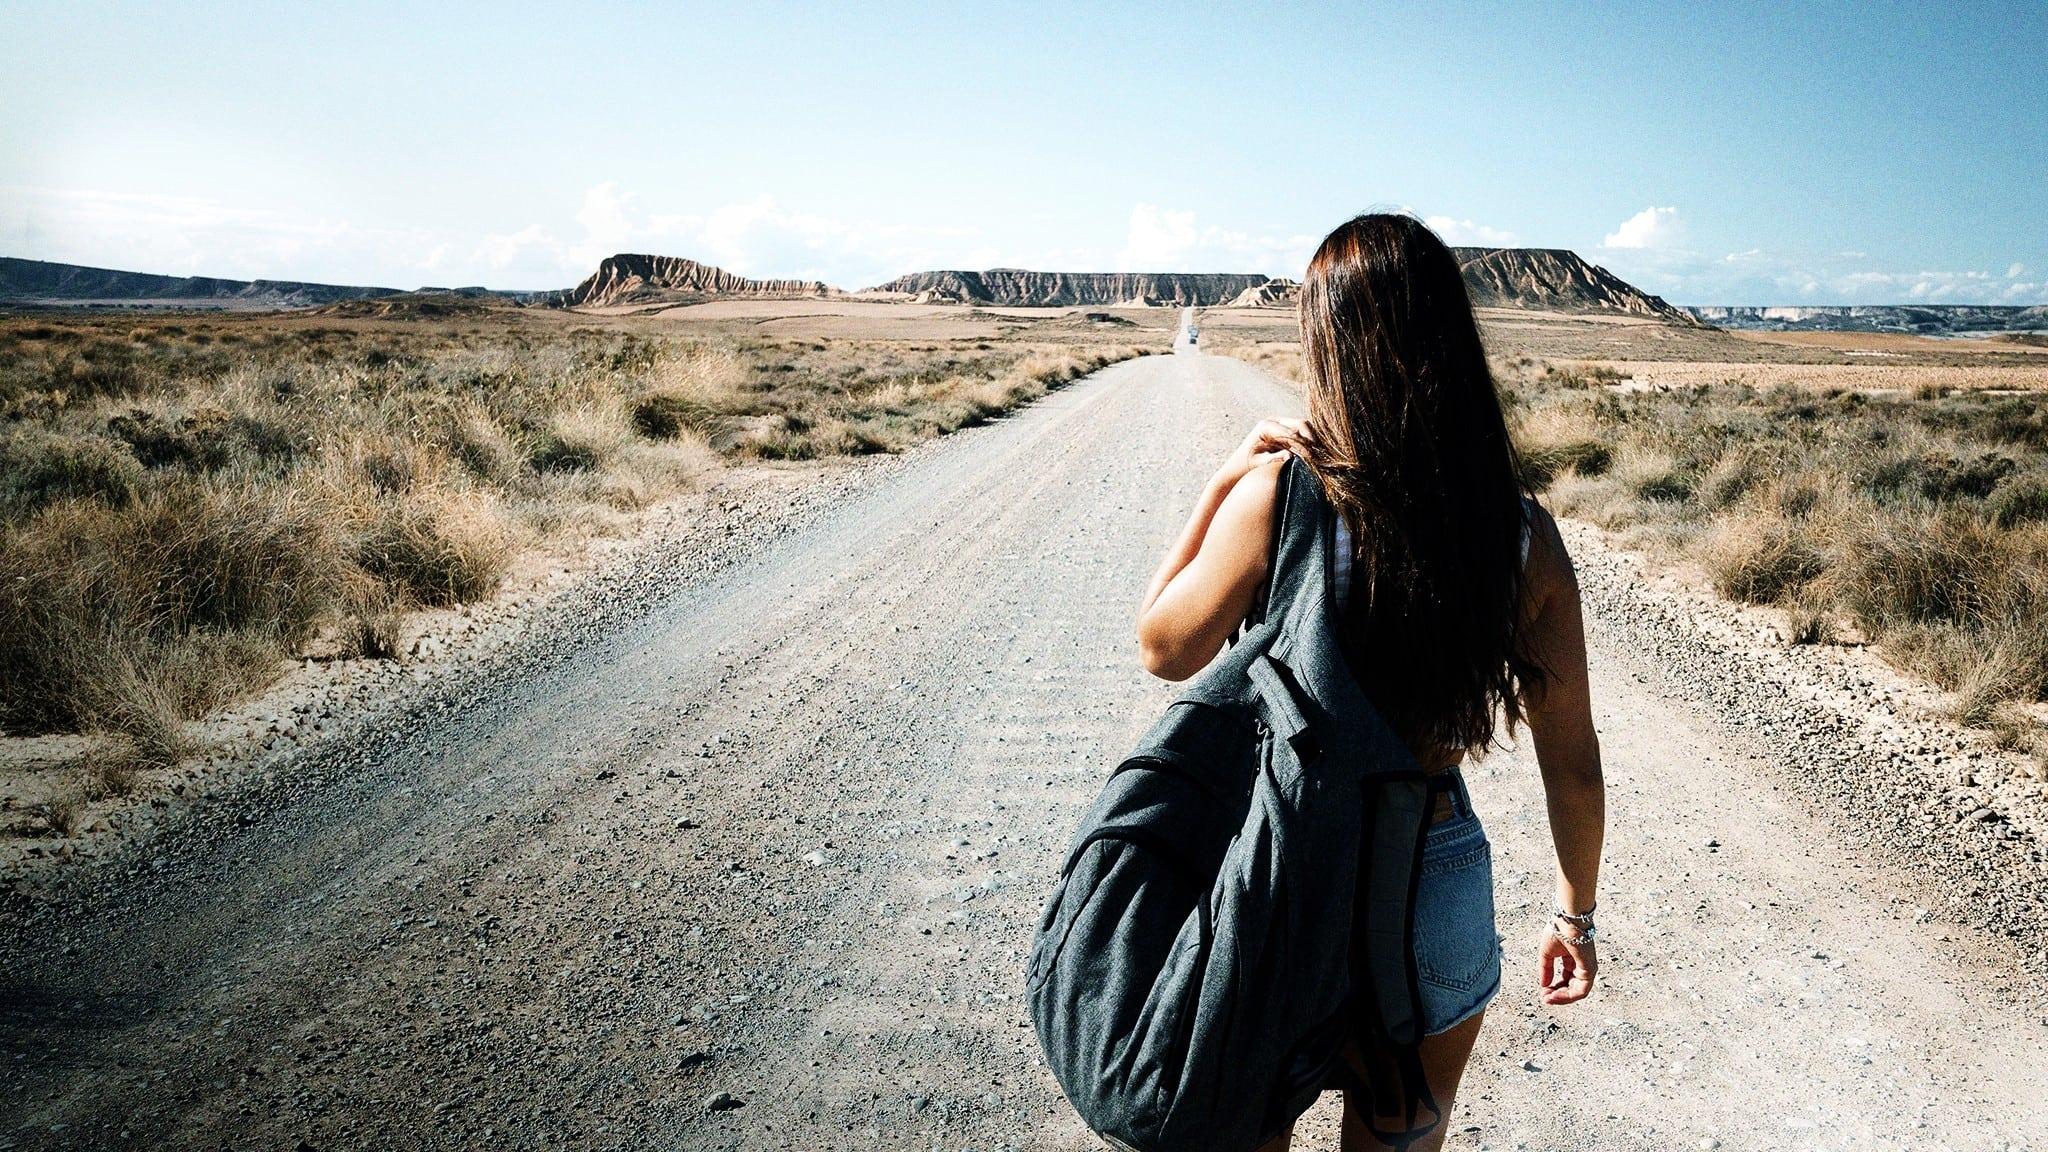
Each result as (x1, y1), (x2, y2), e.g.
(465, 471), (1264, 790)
(1186, 328), (1199, 344)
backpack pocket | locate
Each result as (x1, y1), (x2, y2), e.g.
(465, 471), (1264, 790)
(1026, 827), (1209, 1149)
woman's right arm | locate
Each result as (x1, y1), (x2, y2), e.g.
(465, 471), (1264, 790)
(1136, 418), (1311, 681)
(1519, 507), (1606, 1006)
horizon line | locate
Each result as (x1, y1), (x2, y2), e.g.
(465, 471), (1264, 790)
(1, 251), (2041, 312)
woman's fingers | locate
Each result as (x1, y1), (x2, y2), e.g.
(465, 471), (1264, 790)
(1537, 937), (1566, 989)
(1249, 417), (1312, 444)
(1543, 964), (1595, 1004)
(1537, 938), (1596, 1003)
(1252, 423), (1312, 457)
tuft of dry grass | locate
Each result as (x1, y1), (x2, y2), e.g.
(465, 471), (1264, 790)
(1989, 473), (2048, 529)
(1, 478), (339, 736)
(1539, 362), (1625, 389)
(1700, 511), (1829, 605)
(77, 730), (174, 798)
(40, 793), (84, 838)
(353, 489), (511, 607)
(1513, 403), (1613, 487)
(1984, 703), (2038, 753)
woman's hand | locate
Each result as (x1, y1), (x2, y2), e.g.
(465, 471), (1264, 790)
(1213, 418), (1312, 490)
(1538, 925), (1597, 1005)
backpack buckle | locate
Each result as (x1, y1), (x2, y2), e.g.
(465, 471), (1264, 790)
(1247, 654), (1318, 762)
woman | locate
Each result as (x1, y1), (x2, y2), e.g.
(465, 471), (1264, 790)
(1134, 214), (1606, 1150)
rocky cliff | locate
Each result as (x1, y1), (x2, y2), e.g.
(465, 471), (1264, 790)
(567, 254), (836, 309)
(1450, 247), (1696, 324)
(867, 269), (1271, 308)
(1226, 279), (1301, 307)
(1684, 304), (2048, 335)
(1162, 248), (1695, 324)
(0, 257), (400, 308)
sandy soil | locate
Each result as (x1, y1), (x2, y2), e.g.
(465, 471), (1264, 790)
(2, 352), (2044, 1150)
(1729, 329), (2048, 357)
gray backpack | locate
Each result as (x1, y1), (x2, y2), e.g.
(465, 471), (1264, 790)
(1026, 456), (1444, 1151)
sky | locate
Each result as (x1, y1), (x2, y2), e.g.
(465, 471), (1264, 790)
(2, 2), (2044, 305)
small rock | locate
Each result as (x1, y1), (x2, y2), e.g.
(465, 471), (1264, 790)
(1520, 1059), (1543, 1072)
(1703, 838), (1720, 849)
(704, 1091), (743, 1112)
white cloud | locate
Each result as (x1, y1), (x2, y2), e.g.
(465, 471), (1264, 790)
(1112, 203), (1314, 274)
(570, 182), (639, 261)
(1832, 268), (2008, 303)
(2, 181), (1000, 290)
(1422, 215), (1516, 246)
(1591, 238), (2048, 306)
(2009, 262), (2026, 279)
(472, 223), (564, 273)
(1116, 204), (1200, 267)
(0, 185), (442, 286)
(471, 188), (991, 288)
(1602, 205), (1680, 250)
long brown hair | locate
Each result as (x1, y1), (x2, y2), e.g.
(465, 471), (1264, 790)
(1297, 213), (1538, 754)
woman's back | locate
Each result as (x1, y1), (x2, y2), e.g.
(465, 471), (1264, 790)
(1330, 496), (1546, 772)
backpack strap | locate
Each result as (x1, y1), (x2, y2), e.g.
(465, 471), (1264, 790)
(1245, 454), (1325, 632)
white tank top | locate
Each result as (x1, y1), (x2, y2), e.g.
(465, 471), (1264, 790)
(1330, 498), (1534, 612)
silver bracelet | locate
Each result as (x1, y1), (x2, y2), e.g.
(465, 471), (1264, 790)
(1550, 922), (1597, 946)
(1554, 903), (1596, 928)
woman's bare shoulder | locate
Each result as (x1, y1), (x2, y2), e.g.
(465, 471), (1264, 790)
(1208, 455), (1288, 564)
(1522, 497), (1580, 606)
(1223, 454), (1287, 509)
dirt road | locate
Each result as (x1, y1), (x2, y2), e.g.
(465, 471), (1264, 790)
(4, 352), (2045, 1151)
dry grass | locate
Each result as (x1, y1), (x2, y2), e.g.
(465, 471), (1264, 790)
(0, 313), (1146, 770)
(1516, 404), (1615, 488)
(1700, 511), (1829, 604)
(1508, 377), (2048, 732)
(1206, 340), (1307, 383)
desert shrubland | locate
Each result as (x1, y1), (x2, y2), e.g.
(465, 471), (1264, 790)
(0, 315), (1144, 778)
(1508, 379), (2048, 729)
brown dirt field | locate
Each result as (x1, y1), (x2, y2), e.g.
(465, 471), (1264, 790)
(1728, 328), (2048, 357)
(1558, 358), (2048, 393)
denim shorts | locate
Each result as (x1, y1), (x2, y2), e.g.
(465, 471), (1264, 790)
(1411, 772), (1502, 1035)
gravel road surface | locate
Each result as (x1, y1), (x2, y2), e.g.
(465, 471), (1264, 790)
(4, 352), (2045, 1151)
